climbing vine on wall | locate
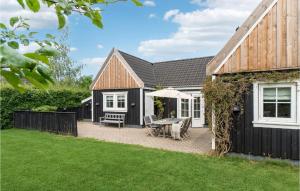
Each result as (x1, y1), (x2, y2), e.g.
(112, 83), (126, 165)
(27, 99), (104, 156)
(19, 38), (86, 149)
(203, 70), (300, 156)
(154, 85), (164, 119)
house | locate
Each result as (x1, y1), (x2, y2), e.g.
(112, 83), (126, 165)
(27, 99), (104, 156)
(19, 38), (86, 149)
(90, 48), (213, 127)
(206, 0), (300, 160)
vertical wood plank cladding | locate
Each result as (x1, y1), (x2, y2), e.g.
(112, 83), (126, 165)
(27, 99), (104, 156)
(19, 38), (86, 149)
(298, 0), (300, 67)
(235, 47), (241, 72)
(240, 37), (249, 71)
(286, 0), (298, 67)
(93, 55), (140, 90)
(261, 16), (268, 69)
(248, 26), (258, 70)
(215, 0), (299, 75)
(267, 6), (277, 69)
(277, 0), (287, 68)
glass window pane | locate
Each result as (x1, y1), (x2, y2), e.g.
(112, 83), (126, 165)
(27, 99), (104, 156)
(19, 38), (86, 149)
(181, 99), (189, 117)
(194, 111), (200, 118)
(194, 97), (200, 110)
(277, 103), (291, 118)
(193, 97), (200, 118)
(277, 87), (291, 102)
(117, 95), (125, 108)
(263, 88), (276, 102)
(263, 103), (276, 117)
(106, 96), (114, 108)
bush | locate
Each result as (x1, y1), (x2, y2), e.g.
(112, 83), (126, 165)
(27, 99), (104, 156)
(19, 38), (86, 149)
(32, 105), (58, 112)
(0, 87), (90, 129)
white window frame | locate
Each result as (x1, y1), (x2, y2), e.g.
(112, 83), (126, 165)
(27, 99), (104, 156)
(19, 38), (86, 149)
(253, 81), (300, 129)
(177, 98), (191, 119)
(103, 92), (128, 112)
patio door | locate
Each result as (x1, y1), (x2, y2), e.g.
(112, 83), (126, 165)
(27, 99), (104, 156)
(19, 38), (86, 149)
(177, 93), (205, 128)
(192, 95), (204, 127)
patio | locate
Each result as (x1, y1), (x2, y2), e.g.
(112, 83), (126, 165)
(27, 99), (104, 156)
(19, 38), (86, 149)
(77, 121), (212, 154)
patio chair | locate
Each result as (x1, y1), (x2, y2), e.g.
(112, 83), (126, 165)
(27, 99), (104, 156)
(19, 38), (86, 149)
(144, 116), (161, 136)
(180, 117), (192, 139)
(150, 115), (158, 123)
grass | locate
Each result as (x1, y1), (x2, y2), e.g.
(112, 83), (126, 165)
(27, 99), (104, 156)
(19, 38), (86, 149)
(1, 129), (299, 191)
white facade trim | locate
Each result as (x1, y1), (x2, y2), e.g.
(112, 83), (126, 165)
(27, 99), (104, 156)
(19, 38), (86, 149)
(211, 75), (216, 150)
(140, 88), (143, 125)
(91, 91), (94, 122)
(81, 96), (92, 104)
(213, 0), (279, 74)
(102, 91), (128, 112)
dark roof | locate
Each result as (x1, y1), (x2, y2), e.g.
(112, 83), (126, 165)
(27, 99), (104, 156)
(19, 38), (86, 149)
(119, 50), (213, 87)
(118, 51), (156, 87)
(154, 57), (213, 87)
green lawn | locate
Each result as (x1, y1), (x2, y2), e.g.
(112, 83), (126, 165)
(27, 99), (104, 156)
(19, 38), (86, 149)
(1, 129), (299, 191)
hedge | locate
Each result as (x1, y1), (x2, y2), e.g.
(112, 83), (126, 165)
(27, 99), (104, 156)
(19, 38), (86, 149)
(0, 87), (90, 129)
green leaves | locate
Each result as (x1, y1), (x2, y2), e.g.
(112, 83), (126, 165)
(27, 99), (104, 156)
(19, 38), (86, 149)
(0, 23), (7, 29)
(25, 0), (40, 12)
(46, 34), (55, 39)
(7, 41), (19, 49)
(36, 46), (58, 56)
(10, 17), (19, 27)
(55, 6), (66, 29)
(0, 44), (54, 91)
(132, 0), (143, 6)
(0, 70), (24, 92)
(24, 52), (49, 65)
(17, 0), (25, 8)
(85, 10), (103, 29)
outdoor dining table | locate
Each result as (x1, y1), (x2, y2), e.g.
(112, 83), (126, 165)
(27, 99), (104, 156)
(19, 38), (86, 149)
(152, 118), (182, 137)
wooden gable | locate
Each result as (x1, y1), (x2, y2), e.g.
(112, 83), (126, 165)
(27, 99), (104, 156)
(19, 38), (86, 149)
(92, 54), (141, 90)
(207, 0), (300, 75)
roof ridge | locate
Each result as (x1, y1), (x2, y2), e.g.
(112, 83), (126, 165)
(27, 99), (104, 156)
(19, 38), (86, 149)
(154, 56), (214, 64)
(118, 50), (153, 64)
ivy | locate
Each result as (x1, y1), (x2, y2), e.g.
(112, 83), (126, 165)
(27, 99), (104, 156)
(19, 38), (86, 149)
(203, 70), (300, 156)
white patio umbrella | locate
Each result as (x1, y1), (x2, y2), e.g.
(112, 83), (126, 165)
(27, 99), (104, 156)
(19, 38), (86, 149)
(145, 88), (193, 117)
(145, 87), (193, 99)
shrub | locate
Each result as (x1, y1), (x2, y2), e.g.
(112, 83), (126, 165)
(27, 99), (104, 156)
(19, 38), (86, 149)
(32, 105), (58, 112)
(0, 87), (90, 129)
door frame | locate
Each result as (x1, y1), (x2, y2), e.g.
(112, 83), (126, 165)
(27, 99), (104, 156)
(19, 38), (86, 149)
(177, 91), (205, 128)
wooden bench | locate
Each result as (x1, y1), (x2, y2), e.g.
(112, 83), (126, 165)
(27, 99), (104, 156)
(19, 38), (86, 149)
(99, 113), (125, 128)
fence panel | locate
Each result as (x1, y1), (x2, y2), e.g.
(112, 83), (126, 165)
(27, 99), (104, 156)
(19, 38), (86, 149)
(14, 111), (77, 137)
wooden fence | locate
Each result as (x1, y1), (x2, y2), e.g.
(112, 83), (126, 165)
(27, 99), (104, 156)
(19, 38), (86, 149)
(14, 111), (77, 136)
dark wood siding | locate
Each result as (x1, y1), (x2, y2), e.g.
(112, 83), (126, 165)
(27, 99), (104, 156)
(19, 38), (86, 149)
(81, 99), (91, 119)
(231, 86), (300, 160)
(93, 89), (141, 126)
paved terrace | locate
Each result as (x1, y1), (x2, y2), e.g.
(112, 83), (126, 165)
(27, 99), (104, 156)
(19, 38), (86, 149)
(78, 121), (212, 154)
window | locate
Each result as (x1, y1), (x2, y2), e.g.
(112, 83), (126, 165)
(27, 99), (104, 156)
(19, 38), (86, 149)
(263, 87), (291, 118)
(106, 95), (114, 108)
(103, 92), (128, 112)
(253, 82), (299, 129)
(117, 95), (125, 108)
(181, 99), (189, 117)
(193, 97), (201, 118)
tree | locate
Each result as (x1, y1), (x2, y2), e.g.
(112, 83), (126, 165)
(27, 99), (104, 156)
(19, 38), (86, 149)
(77, 75), (93, 90)
(0, 17), (57, 91)
(0, 0), (142, 91)
(49, 27), (82, 84)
